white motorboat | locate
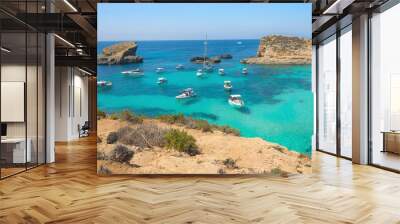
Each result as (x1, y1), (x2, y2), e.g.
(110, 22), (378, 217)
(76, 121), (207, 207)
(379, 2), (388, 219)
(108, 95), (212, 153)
(121, 68), (142, 74)
(176, 64), (184, 70)
(176, 88), (196, 99)
(97, 80), (112, 87)
(156, 67), (165, 73)
(223, 81), (232, 91)
(157, 77), (168, 85)
(228, 94), (244, 108)
(242, 68), (248, 75)
(196, 69), (204, 77)
(218, 68), (225, 75)
(237, 41), (242, 45)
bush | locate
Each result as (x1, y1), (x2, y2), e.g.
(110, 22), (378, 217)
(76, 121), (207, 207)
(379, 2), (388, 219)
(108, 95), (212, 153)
(164, 129), (199, 156)
(270, 167), (289, 177)
(109, 113), (119, 120)
(223, 158), (238, 169)
(215, 125), (240, 136)
(119, 109), (143, 124)
(98, 165), (112, 175)
(158, 113), (186, 125)
(193, 119), (213, 132)
(106, 132), (118, 144)
(109, 144), (134, 163)
(117, 124), (167, 148)
(97, 151), (107, 160)
(97, 109), (106, 119)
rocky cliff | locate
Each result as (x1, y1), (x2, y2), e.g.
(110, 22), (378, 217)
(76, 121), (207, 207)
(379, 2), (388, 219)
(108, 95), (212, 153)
(242, 35), (311, 65)
(98, 41), (143, 65)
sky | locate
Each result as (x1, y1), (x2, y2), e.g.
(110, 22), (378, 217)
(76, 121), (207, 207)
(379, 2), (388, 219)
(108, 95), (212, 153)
(98, 3), (311, 41)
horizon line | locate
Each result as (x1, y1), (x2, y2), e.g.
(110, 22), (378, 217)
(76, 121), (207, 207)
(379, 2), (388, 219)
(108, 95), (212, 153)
(98, 38), (260, 42)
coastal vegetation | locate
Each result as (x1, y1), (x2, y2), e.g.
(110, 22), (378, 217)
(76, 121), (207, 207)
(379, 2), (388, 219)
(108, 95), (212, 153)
(97, 114), (312, 175)
(164, 129), (200, 156)
(158, 113), (240, 136)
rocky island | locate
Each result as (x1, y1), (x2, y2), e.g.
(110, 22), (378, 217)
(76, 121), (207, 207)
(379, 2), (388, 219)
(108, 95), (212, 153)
(242, 35), (311, 65)
(98, 41), (143, 65)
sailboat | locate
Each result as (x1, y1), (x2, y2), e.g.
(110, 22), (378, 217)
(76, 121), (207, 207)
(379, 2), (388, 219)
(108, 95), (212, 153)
(197, 33), (213, 77)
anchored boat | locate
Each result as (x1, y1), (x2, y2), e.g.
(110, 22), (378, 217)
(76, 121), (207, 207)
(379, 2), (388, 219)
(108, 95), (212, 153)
(218, 68), (225, 75)
(176, 88), (196, 99)
(157, 77), (168, 85)
(224, 81), (232, 91)
(228, 94), (244, 108)
(156, 67), (165, 73)
(97, 80), (112, 88)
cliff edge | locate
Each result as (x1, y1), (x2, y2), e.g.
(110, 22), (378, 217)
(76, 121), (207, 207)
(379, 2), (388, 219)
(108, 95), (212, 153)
(98, 41), (143, 65)
(242, 35), (311, 65)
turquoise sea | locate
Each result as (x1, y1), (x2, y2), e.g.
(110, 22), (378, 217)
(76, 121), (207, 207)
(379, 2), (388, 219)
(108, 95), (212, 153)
(97, 40), (313, 155)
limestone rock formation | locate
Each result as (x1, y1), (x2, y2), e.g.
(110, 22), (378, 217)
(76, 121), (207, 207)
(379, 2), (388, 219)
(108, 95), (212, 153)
(242, 35), (311, 65)
(98, 41), (143, 65)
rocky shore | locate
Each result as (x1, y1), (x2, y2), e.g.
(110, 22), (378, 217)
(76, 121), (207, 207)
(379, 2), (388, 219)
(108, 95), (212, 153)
(242, 35), (311, 65)
(97, 116), (311, 175)
(98, 41), (143, 65)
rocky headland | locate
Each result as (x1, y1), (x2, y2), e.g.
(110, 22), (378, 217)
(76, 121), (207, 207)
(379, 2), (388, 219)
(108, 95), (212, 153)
(242, 35), (311, 65)
(98, 41), (143, 65)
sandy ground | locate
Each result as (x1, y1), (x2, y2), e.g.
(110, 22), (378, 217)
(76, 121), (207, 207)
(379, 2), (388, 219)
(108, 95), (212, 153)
(97, 118), (311, 175)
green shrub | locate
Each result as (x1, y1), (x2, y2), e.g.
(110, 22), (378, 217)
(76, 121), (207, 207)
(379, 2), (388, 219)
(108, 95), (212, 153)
(193, 119), (213, 132)
(164, 129), (199, 156)
(270, 167), (289, 177)
(119, 109), (143, 124)
(158, 113), (186, 125)
(106, 132), (118, 144)
(109, 113), (119, 120)
(109, 144), (134, 163)
(215, 125), (240, 136)
(223, 158), (238, 169)
(97, 108), (106, 119)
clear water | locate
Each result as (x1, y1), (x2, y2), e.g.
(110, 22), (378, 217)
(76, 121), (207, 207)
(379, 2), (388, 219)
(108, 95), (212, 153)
(97, 40), (313, 155)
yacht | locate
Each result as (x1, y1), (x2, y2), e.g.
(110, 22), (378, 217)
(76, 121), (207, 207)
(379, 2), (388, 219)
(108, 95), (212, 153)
(237, 41), (242, 45)
(156, 67), (165, 73)
(196, 69), (204, 77)
(157, 77), (168, 85)
(224, 81), (232, 91)
(176, 88), (196, 99)
(218, 68), (225, 75)
(121, 68), (142, 74)
(228, 94), (244, 108)
(97, 80), (112, 87)
(242, 68), (248, 75)
(176, 64), (184, 70)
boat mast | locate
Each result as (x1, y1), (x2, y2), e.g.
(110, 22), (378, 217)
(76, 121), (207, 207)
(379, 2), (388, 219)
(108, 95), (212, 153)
(203, 33), (207, 69)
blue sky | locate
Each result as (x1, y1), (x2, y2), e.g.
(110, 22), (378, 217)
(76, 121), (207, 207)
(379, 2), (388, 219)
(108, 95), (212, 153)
(98, 3), (311, 41)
